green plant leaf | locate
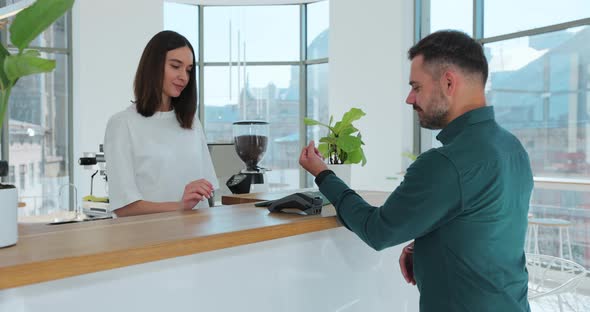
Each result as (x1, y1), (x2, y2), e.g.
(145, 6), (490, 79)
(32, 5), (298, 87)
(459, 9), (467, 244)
(345, 149), (362, 164)
(341, 107), (366, 124)
(361, 149), (367, 166)
(10, 0), (75, 52)
(0, 45), (10, 90)
(5, 54), (56, 82)
(317, 143), (329, 158)
(337, 135), (361, 152)
(304, 117), (333, 132)
(22, 50), (41, 57)
(339, 126), (358, 137)
(333, 108), (366, 134)
(319, 137), (336, 144)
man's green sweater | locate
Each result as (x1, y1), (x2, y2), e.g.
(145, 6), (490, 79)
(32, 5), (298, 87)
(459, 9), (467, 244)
(316, 106), (533, 312)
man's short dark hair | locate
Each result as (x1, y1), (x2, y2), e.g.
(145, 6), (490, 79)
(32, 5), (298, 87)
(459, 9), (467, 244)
(408, 30), (488, 85)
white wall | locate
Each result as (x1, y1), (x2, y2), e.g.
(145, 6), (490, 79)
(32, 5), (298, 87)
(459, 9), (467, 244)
(330, 0), (415, 192)
(72, 0), (163, 203)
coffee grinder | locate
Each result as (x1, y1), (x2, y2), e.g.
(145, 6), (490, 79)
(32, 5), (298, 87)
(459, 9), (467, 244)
(226, 121), (270, 194)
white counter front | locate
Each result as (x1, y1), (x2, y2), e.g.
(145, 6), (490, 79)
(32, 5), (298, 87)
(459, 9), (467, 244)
(0, 227), (419, 312)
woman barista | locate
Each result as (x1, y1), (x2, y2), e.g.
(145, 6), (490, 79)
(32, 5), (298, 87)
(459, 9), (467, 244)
(104, 31), (218, 217)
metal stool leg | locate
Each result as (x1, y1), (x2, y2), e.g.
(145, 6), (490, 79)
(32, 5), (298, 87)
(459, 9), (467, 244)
(559, 227), (564, 259)
(559, 227), (565, 270)
(533, 224), (540, 255)
(526, 225), (533, 253)
(566, 227), (573, 261)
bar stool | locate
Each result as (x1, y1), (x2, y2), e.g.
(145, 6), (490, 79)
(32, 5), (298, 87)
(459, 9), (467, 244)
(526, 218), (573, 260)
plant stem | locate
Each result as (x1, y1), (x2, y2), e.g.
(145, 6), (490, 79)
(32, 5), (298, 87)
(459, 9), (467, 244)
(0, 87), (12, 136)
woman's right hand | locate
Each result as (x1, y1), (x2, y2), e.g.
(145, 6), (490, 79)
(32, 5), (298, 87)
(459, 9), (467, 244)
(181, 179), (214, 210)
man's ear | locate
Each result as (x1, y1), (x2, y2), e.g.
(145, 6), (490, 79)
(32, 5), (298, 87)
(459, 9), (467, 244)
(440, 70), (457, 96)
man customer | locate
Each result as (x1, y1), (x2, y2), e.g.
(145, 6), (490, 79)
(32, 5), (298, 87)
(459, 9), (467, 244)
(299, 30), (533, 312)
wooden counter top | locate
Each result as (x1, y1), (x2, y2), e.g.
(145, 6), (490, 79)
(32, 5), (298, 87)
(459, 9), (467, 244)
(0, 190), (389, 290)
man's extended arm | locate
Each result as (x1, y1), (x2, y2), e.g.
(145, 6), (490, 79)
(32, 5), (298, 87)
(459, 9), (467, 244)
(317, 150), (463, 250)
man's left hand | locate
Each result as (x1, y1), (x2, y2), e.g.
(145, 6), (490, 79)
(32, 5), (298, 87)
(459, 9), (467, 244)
(299, 140), (327, 177)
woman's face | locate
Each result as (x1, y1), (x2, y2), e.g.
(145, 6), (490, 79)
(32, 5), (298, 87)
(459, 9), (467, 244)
(162, 46), (193, 100)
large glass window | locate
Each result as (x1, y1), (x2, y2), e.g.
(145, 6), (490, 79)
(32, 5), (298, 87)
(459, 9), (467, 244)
(164, 2), (199, 53)
(484, 0), (590, 38)
(419, 2), (590, 271)
(6, 14), (71, 216)
(165, 1), (329, 190)
(428, 0), (472, 36)
(487, 27), (590, 180)
(307, 0), (329, 59)
(204, 6), (299, 62)
(487, 26), (590, 269)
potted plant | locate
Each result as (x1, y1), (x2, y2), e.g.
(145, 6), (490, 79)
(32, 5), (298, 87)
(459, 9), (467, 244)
(0, 0), (74, 248)
(304, 107), (367, 184)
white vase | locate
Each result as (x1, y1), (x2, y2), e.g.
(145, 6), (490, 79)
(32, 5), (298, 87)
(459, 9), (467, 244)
(327, 164), (352, 185)
(0, 186), (17, 248)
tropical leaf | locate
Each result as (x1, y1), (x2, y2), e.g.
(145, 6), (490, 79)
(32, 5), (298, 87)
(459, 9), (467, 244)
(5, 54), (55, 82)
(341, 108), (366, 125)
(345, 149), (363, 164)
(332, 121), (343, 135)
(339, 126), (358, 137)
(361, 148), (367, 166)
(319, 136), (337, 144)
(10, 0), (75, 52)
(336, 135), (361, 152)
(317, 143), (329, 158)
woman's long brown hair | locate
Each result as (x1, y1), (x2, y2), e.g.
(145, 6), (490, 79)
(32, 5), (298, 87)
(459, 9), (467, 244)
(133, 30), (197, 129)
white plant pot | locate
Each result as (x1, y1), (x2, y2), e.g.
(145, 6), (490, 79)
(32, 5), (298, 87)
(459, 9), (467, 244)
(0, 186), (17, 248)
(327, 164), (352, 186)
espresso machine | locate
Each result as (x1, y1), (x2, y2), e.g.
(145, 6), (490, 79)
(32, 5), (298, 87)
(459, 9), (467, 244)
(78, 144), (110, 217)
(226, 121), (270, 194)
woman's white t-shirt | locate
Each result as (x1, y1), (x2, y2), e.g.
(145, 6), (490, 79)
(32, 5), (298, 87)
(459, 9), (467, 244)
(104, 105), (219, 211)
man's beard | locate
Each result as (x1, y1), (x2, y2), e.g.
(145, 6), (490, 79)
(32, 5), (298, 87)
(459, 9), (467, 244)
(419, 88), (449, 130)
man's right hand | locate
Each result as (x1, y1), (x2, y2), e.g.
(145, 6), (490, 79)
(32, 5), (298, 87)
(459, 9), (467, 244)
(298, 140), (327, 177)
(181, 179), (214, 210)
(399, 241), (416, 285)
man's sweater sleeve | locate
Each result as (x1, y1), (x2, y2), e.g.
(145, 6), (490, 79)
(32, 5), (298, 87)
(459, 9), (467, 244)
(316, 150), (463, 251)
